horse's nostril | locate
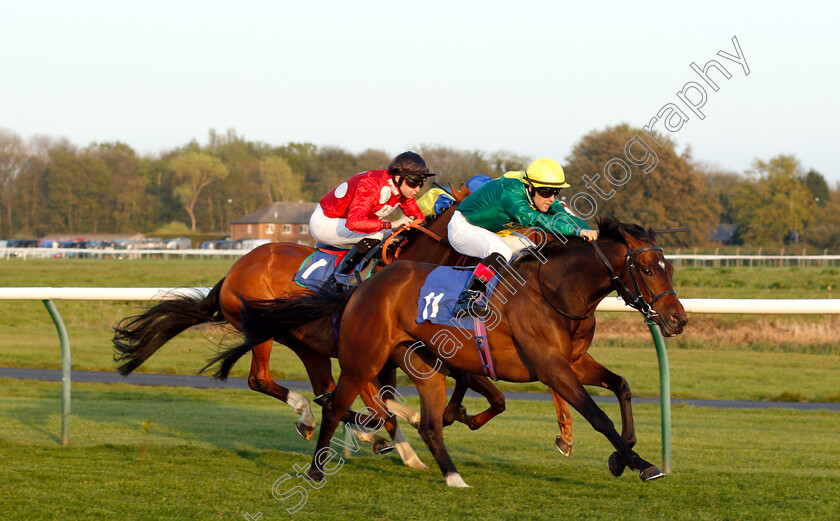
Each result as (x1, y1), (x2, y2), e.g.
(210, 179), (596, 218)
(668, 314), (684, 328)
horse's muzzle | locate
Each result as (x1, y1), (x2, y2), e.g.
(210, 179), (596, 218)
(660, 312), (687, 337)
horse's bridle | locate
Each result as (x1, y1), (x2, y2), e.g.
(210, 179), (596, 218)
(535, 239), (675, 322)
(589, 241), (676, 321)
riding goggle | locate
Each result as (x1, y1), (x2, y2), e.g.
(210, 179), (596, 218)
(402, 176), (425, 189)
(534, 187), (562, 198)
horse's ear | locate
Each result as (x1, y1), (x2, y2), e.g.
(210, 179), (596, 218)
(646, 227), (659, 245)
(450, 183), (471, 203)
(617, 225), (646, 250)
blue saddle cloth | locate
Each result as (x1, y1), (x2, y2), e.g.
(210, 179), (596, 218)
(294, 247), (373, 292)
(293, 250), (342, 292)
(415, 266), (501, 328)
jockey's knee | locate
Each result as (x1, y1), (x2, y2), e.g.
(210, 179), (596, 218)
(482, 251), (509, 270)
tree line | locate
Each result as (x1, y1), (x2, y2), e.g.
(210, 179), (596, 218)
(0, 126), (836, 249)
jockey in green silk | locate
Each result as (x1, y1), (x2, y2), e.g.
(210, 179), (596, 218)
(448, 158), (599, 318)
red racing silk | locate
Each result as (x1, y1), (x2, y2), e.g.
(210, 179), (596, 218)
(319, 170), (425, 233)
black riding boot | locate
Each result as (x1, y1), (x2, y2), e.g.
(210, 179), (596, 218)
(452, 253), (506, 319)
(452, 273), (491, 319)
(327, 238), (380, 291)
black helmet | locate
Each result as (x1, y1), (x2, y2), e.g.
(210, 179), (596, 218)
(387, 151), (436, 178)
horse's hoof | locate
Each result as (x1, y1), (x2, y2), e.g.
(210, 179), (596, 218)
(554, 435), (572, 457)
(443, 405), (466, 427)
(372, 439), (394, 455)
(295, 421), (315, 440)
(640, 465), (665, 482)
(608, 452), (626, 477)
(404, 456), (429, 470)
(308, 468), (324, 482)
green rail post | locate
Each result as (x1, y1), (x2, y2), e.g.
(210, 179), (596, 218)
(43, 299), (71, 446)
(646, 319), (672, 474)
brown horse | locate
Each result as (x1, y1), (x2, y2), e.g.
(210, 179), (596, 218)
(239, 217), (688, 486)
(112, 188), (505, 468)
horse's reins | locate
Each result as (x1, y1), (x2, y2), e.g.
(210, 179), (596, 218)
(536, 260), (591, 320)
(381, 220), (445, 264)
(536, 239), (675, 322)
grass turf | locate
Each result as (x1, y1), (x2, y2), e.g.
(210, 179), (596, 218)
(1, 259), (839, 402)
(1, 379), (838, 521)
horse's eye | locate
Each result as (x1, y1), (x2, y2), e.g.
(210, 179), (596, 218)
(642, 267), (653, 276)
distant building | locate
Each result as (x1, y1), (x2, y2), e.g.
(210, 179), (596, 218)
(230, 202), (317, 246)
(709, 223), (739, 245)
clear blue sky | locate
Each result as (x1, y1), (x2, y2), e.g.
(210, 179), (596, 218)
(2, 1), (838, 184)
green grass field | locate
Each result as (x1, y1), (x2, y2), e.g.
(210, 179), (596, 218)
(2, 379), (839, 521)
(2, 259), (840, 520)
(1, 259), (839, 401)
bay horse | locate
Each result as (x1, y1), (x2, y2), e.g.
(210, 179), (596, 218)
(112, 187), (504, 468)
(239, 217), (688, 486)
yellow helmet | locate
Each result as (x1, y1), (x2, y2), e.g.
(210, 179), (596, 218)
(521, 158), (570, 188)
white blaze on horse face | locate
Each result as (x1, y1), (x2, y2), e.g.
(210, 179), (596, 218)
(658, 260), (666, 271)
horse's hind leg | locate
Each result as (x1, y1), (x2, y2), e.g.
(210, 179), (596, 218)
(357, 379), (428, 469)
(308, 372), (371, 482)
(378, 365), (421, 428)
(552, 391), (574, 457)
(393, 344), (468, 487)
(248, 340), (316, 440)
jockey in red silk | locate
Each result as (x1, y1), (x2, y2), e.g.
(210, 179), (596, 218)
(310, 151), (434, 283)
(448, 158), (599, 318)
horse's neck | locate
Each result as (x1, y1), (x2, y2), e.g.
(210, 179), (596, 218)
(399, 206), (465, 266)
(542, 240), (627, 313)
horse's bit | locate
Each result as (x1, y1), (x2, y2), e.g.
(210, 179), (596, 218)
(589, 241), (676, 321)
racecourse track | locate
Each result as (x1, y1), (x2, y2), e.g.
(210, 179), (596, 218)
(1, 367), (838, 412)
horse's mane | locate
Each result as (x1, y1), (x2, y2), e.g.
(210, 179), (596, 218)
(521, 216), (657, 262)
(596, 216), (657, 245)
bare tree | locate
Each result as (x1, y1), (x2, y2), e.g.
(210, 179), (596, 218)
(170, 151), (229, 231)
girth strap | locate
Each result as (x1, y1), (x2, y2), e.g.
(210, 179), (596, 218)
(473, 317), (497, 381)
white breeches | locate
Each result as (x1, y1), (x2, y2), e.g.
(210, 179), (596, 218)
(309, 205), (385, 248)
(447, 210), (534, 261)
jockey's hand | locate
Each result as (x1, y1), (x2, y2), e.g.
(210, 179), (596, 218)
(580, 229), (599, 242)
(391, 215), (414, 229)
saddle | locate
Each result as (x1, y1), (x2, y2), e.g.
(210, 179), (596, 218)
(294, 234), (410, 292)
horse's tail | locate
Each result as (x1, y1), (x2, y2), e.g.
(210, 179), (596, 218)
(112, 278), (227, 376)
(239, 287), (357, 347)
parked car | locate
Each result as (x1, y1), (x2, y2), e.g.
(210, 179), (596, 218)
(200, 239), (238, 250)
(164, 238), (192, 250)
(237, 239), (271, 251)
(7, 239), (40, 248)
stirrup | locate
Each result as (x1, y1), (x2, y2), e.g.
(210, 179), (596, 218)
(453, 290), (489, 319)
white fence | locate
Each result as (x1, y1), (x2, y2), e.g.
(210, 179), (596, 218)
(3, 248), (840, 266)
(0, 247), (246, 260)
(2, 287), (839, 314)
(3, 287), (837, 453)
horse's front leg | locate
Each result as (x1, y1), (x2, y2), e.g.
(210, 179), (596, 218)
(551, 391), (574, 457)
(443, 372), (506, 430)
(538, 358), (663, 482)
(571, 353), (636, 448)
(442, 372), (469, 427)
